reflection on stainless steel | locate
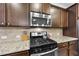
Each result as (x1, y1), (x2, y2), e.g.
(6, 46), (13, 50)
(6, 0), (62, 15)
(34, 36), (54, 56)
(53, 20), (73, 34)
(30, 11), (52, 27)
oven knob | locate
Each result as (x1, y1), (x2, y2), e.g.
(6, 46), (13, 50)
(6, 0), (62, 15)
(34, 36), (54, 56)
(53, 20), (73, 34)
(50, 46), (53, 49)
(34, 49), (38, 53)
(39, 48), (42, 51)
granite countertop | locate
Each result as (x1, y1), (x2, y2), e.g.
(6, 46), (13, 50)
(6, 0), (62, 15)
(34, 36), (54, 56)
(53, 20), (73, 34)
(0, 36), (78, 55)
(50, 36), (78, 43)
(0, 40), (30, 55)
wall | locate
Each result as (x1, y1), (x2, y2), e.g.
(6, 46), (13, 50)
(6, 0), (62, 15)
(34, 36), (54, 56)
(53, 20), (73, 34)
(0, 27), (63, 42)
(0, 27), (62, 55)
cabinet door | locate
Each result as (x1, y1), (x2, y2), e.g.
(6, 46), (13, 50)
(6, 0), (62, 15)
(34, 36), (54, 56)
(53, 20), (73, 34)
(30, 3), (42, 12)
(0, 3), (5, 26)
(58, 47), (68, 56)
(61, 9), (68, 27)
(49, 6), (61, 27)
(7, 3), (29, 27)
(69, 41), (78, 56)
(63, 4), (77, 37)
(77, 4), (79, 18)
(42, 3), (50, 14)
(58, 42), (68, 56)
(69, 45), (78, 56)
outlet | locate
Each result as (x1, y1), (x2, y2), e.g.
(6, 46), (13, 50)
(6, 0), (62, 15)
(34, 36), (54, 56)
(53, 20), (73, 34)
(1, 36), (7, 39)
(16, 35), (21, 40)
(16, 35), (20, 39)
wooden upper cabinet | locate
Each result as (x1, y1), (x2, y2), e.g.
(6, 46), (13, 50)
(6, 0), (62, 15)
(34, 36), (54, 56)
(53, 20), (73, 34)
(7, 3), (30, 27)
(30, 3), (42, 12)
(49, 6), (61, 27)
(61, 9), (68, 27)
(63, 4), (77, 37)
(5, 3), (68, 27)
(0, 3), (5, 26)
(77, 4), (79, 18)
(76, 4), (79, 19)
(49, 5), (68, 28)
(30, 3), (50, 13)
(42, 3), (50, 14)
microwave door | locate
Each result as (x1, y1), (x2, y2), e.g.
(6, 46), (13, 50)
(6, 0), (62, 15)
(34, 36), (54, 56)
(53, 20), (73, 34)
(32, 17), (47, 26)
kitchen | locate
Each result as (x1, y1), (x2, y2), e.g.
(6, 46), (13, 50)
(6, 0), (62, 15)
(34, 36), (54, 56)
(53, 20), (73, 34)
(0, 3), (78, 56)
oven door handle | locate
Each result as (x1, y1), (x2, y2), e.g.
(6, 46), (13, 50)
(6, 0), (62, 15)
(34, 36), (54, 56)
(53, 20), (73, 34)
(31, 48), (58, 56)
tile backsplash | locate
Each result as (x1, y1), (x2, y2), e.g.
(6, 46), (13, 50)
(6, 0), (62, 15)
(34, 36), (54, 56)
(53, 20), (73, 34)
(0, 27), (63, 42)
(26, 28), (63, 37)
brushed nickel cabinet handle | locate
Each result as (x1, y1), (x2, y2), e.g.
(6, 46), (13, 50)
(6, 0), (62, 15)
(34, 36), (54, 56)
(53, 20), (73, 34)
(1, 22), (4, 25)
(62, 44), (66, 47)
(8, 22), (10, 25)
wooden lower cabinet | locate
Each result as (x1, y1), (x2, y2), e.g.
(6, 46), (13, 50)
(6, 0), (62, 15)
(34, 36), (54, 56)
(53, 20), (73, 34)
(2, 50), (29, 56)
(69, 41), (78, 56)
(58, 40), (78, 56)
(58, 42), (68, 56)
(69, 44), (78, 56)
(58, 47), (68, 56)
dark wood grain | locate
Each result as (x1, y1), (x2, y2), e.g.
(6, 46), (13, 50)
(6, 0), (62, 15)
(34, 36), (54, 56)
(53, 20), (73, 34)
(42, 3), (50, 14)
(30, 3), (43, 12)
(63, 4), (78, 37)
(0, 3), (6, 26)
(58, 40), (78, 56)
(49, 6), (61, 27)
(2, 50), (29, 56)
(69, 40), (78, 56)
(7, 3), (30, 27)
(49, 5), (68, 28)
(61, 9), (68, 27)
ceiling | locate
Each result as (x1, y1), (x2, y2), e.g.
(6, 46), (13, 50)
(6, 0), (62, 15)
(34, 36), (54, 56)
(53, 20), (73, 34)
(51, 3), (75, 9)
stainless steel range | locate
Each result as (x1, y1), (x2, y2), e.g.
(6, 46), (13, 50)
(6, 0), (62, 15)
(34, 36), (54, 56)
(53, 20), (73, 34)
(30, 31), (58, 56)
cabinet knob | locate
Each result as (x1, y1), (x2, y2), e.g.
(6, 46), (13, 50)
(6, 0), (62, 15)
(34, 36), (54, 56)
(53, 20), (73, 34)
(8, 22), (10, 25)
(1, 22), (4, 25)
(62, 44), (66, 47)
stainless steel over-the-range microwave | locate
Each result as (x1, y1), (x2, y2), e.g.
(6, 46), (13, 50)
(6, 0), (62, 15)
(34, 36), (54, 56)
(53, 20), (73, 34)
(30, 11), (52, 27)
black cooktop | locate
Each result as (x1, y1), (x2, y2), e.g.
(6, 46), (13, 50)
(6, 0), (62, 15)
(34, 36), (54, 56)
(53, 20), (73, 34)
(30, 31), (57, 54)
(30, 37), (57, 48)
(30, 38), (57, 54)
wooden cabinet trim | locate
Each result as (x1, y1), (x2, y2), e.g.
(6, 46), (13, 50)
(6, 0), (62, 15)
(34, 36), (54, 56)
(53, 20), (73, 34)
(2, 50), (29, 56)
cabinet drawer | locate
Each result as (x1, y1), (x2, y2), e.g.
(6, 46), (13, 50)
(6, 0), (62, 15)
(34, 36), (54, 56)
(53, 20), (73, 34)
(58, 42), (68, 48)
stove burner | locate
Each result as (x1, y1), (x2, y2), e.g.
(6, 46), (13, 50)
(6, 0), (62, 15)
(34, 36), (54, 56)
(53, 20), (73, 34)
(30, 37), (57, 48)
(30, 32), (57, 55)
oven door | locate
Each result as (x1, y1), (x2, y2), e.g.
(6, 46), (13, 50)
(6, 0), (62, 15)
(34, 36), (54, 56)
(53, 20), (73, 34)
(31, 48), (58, 56)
